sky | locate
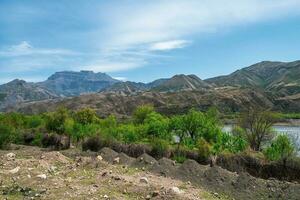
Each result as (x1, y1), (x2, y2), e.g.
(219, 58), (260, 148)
(0, 0), (300, 84)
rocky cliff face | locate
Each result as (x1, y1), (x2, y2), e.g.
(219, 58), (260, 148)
(37, 70), (120, 96)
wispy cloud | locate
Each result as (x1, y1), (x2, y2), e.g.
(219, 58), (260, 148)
(0, 41), (78, 57)
(1, 0), (300, 75)
(149, 40), (190, 51)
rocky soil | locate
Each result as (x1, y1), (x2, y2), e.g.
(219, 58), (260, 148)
(1, 145), (300, 200)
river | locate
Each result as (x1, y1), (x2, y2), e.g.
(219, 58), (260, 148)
(223, 124), (300, 152)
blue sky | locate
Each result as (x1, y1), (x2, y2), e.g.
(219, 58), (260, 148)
(0, 0), (300, 83)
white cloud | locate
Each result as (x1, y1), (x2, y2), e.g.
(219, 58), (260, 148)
(0, 41), (78, 57)
(94, 0), (300, 71)
(1, 1), (300, 74)
(149, 40), (190, 51)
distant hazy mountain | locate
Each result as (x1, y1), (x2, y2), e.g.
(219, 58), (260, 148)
(151, 74), (211, 92)
(37, 71), (120, 96)
(206, 61), (300, 96)
(0, 79), (58, 110)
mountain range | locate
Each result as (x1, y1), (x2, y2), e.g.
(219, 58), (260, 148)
(1, 60), (300, 114)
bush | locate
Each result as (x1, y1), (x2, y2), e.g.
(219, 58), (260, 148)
(151, 139), (170, 158)
(133, 105), (154, 124)
(238, 109), (276, 151)
(264, 134), (295, 164)
(144, 112), (170, 140)
(82, 136), (103, 152)
(0, 124), (14, 149)
(23, 132), (35, 145)
(214, 133), (248, 154)
(41, 133), (70, 150)
(197, 138), (212, 162)
(25, 115), (43, 128)
(73, 108), (98, 125)
(117, 124), (140, 144)
(45, 107), (70, 134)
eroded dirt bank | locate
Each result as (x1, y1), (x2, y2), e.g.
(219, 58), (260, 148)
(1, 145), (300, 200)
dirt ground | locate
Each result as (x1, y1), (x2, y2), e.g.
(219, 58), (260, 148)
(1, 145), (300, 200)
(0, 145), (224, 200)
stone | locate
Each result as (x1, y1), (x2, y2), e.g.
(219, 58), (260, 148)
(6, 153), (16, 161)
(9, 166), (20, 174)
(96, 155), (103, 161)
(140, 177), (149, 184)
(37, 174), (47, 180)
(113, 157), (120, 164)
(168, 187), (183, 195)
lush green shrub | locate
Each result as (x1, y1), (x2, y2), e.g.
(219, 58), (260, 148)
(0, 124), (14, 149)
(32, 132), (43, 146)
(73, 108), (98, 125)
(133, 105), (154, 124)
(117, 124), (140, 144)
(25, 115), (43, 128)
(45, 107), (70, 134)
(151, 138), (170, 158)
(99, 115), (117, 129)
(169, 115), (187, 144)
(264, 134), (295, 163)
(144, 112), (170, 140)
(214, 132), (248, 154)
(197, 138), (212, 161)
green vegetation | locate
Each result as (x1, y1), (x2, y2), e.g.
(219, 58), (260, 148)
(0, 106), (297, 164)
(264, 134), (295, 165)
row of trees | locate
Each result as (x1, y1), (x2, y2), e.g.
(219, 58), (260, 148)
(0, 106), (296, 164)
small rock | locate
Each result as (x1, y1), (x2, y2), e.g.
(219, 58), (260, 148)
(102, 171), (108, 177)
(146, 194), (151, 200)
(168, 187), (183, 195)
(113, 157), (120, 164)
(40, 155), (45, 159)
(152, 191), (160, 197)
(140, 177), (149, 184)
(37, 174), (47, 180)
(9, 166), (20, 174)
(103, 194), (108, 199)
(6, 153), (16, 161)
(97, 155), (103, 161)
(113, 176), (121, 181)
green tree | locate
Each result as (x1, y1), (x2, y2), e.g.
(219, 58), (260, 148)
(264, 134), (295, 165)
(182, 109), (222, 143)
(133, 105), (154, 124)
(74, 108), (98, 125)
(144, 112), (170, 140)
(169, 115), (187, 145)
(45, 107), (70, 134)
(238, 110), (276, 151)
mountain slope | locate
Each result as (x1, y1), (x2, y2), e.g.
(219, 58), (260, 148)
(100, 81), (147, 94)
(38, 71), (120, 96)
(152, 74), (211, 92)
(206, 61), (300, 95)
(0, 79), (58, 110)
